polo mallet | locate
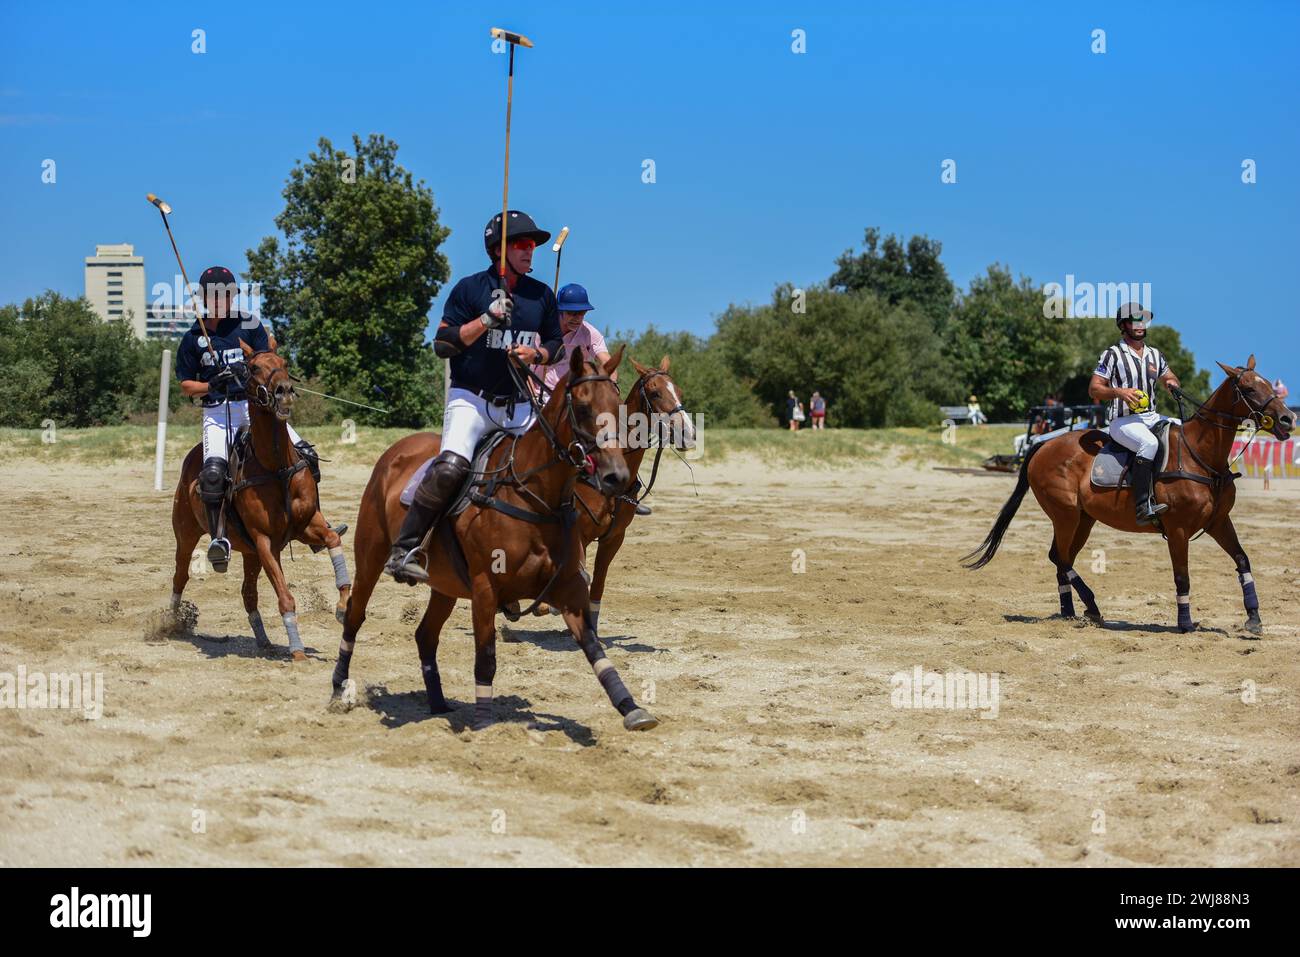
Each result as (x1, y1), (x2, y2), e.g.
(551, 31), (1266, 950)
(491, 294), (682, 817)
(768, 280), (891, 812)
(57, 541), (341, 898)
(552, 226), (570, 294)
(146, 193), (216, 363)
(490, 27), (534, 290)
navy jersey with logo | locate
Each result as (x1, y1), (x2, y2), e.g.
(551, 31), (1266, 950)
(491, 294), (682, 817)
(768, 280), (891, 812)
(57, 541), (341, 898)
(443, 267), (563, 398)
(175, 315), (271, 405)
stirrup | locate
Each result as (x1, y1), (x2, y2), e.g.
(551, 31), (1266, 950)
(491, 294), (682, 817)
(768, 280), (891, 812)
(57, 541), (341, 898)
(385, 546), (429, 585)
(207, 537), (231, 572)
(1136, 503), (1168, 527)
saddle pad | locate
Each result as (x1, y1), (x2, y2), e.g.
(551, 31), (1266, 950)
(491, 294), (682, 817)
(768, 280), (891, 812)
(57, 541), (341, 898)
(398, 430), (512, 510)
(1090, 421), (1172, 489)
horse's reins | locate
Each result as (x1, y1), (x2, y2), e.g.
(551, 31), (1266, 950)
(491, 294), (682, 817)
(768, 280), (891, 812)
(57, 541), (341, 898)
(1162, 382), (1281, 541)
(427, 354), (617, 619)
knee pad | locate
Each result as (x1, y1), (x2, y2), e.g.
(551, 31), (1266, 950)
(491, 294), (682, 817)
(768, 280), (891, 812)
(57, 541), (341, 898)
(430, 451), (471, 495)
(199, 457), (229, 503)
(415, 451), (469, 506)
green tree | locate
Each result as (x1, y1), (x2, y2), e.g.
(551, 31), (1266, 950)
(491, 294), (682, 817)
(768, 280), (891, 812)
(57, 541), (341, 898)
(247, 133), (451, 426)
(612, 324), (773, 428)
(0, 293), (140, 427)
(829, 227), (956, 331)
(714, 284), (951, 427)
(944, 266), (1074, 420)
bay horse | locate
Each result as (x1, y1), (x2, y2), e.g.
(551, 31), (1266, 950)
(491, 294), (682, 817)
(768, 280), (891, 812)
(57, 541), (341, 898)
(171, 341), (351, 660)
(527, 355), (696, 635)
(332, 345), (660, 731)
(963, 356), (1293, 634)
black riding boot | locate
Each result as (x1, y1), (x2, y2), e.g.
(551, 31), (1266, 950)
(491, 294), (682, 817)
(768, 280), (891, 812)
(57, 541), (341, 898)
(385, 452), (470, 586)
(295, 440), (321, 484)
(1131, 455), (1168, 527)
(199, 457), (231, 572)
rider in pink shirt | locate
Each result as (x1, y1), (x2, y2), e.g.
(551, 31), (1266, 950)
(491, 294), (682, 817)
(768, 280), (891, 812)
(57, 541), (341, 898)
(532, 283), (614, 395)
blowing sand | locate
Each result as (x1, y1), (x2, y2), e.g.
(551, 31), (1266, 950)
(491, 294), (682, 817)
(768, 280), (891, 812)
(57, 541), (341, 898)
(1, 446), (1297, 866)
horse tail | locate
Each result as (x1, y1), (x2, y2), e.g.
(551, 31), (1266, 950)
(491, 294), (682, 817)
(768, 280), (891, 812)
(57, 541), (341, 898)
(961, 440), (1044, 570)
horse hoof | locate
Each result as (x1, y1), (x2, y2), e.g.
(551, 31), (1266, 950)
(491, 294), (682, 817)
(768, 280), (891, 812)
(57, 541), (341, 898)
(291, 650), (308, 662)
(623, 708), (659, 731)
(532, 603), (551, 616)
(1085, 612), (1104, 625)
(335, 605), (346, 625)
(1179, 623), (1199, 634)
(1245, 618), (1264, 636)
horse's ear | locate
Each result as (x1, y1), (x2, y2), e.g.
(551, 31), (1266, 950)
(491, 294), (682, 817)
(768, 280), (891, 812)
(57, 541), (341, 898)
(240, 339), (255, 359)
(1217, 360), (1242, 379)
(569, 344), (586, 377)
(604, 343), (626, 376)
(268, 334), (279, 353)
(631, 355), (649, 376)
(1246, 354), (1256, 370)
(659, 354), (670, 372)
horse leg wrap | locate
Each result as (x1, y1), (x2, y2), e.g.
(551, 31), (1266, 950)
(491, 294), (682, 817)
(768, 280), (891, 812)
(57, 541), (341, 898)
(1176, 593), (1194, 631)
(422, 658), (448, 713)
(1066, 569), (1097, 613)
(329, 547), (351, 589)
(332, 639), (354, 690)
(282, 611), (304, 654)
(1056, 572), (1075, 618)
(1238, 569), (1259, 615)
(473, 683), (493, 728)
(169, 592), (182, 613)
(592, 658), (636, 717)
(248, 610), (272, 648)
(588, 600), (602, 633)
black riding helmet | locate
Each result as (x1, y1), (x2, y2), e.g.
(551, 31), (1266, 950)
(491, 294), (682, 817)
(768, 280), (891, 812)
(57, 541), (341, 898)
(483, 210), (551, 260)
(198, 265), (236, 294)
(1115, 301), (1153, 330)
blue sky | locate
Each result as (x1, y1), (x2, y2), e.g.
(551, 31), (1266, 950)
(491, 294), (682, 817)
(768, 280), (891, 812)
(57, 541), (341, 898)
(2, 1), (1297, 391)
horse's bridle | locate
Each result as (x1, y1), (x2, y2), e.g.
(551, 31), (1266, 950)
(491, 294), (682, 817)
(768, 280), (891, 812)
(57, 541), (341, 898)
(1173, 381), (1289, 436)
(245, 355), (296, 419)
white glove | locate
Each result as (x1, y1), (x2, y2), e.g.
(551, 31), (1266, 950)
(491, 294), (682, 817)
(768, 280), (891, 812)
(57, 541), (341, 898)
(482, 295), (513, 329)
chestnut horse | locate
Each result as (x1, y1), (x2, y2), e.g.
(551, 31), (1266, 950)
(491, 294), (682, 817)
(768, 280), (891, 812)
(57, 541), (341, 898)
(529, 355), (697, 635)
(171, 342), (351, 660)
(332, 346), (660, 731)
(963, 356), (1293, 634)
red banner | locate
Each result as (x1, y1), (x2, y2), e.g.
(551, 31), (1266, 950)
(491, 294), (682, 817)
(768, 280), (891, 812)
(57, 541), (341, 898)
(1230, 436), (1298, 477)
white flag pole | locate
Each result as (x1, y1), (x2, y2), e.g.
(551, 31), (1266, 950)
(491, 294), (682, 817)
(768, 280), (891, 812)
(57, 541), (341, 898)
(154, 348), (171, 491)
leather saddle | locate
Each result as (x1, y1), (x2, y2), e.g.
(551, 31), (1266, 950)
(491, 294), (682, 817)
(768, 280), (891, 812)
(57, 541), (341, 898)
(399, 430), (512, 515)
(1089, 420), (1172, 489)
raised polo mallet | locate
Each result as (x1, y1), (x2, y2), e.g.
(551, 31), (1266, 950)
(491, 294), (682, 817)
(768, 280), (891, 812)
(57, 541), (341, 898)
(551, 226), (569, 294)
(490, 26), (534, 290)
(146, 193), (216, 361)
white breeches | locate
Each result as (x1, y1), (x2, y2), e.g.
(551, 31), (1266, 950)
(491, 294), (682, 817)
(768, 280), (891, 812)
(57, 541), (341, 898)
(202, 399), (303, 462)
(1109, 412), (1168, 460)
(440, 388), (535, 460)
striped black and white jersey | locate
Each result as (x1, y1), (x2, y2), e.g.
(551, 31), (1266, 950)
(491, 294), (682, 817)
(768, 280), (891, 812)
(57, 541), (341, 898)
(1094, 341), (1169, 420)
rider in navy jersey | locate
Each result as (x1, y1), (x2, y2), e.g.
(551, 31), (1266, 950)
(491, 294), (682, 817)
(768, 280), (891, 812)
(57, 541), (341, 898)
(176, 266), (342, 571)
(386, 210), (564, 584)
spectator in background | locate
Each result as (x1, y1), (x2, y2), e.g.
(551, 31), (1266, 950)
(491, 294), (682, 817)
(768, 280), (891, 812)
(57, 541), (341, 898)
(786, 390), (799, 431)
(791, 397), (806, 431)
(967, 394), (987, 427)
(810, 391), (827, 429)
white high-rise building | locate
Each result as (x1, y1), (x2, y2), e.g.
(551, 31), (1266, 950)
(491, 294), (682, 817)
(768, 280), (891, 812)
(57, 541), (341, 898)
(84, 243), (147, 338)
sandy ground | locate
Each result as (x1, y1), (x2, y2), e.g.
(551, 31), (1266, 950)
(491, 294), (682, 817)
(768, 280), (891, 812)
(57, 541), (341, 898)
(1, 444), (1298, 867)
